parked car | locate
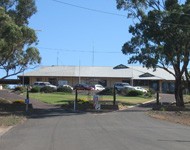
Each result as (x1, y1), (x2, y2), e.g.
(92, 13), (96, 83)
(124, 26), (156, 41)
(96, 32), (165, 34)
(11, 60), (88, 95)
(33, 82), (57, 89)
(93, 84), (105, 91)
(114, 82), (132, 91)
(73, 83), (94, 90)
(134, 86), (147, 93)
(59, 84), (73, 90)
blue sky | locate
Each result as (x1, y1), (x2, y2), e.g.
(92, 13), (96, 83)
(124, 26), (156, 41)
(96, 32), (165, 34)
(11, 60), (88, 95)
(29, 0), (133, 67)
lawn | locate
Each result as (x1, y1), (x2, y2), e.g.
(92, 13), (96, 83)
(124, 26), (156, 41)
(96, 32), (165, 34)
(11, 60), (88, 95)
(28, 92), (153, 106)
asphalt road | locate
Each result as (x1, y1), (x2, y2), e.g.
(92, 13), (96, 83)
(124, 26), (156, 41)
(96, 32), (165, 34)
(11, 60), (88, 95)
(0, 106), (190, 150)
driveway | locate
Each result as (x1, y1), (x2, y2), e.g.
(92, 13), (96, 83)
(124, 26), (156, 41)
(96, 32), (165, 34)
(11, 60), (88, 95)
(0, 93), (190, 150)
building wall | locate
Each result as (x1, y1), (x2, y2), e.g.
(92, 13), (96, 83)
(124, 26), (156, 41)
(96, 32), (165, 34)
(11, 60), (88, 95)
(29, 76), (130, 87)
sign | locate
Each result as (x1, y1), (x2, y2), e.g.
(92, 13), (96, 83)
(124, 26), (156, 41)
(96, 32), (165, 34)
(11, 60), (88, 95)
(93, 95), (101, 110)
(25, 99), (30, 104)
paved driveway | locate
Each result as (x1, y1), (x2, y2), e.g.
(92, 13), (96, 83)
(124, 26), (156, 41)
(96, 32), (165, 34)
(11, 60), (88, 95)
(1, 92), (189, 150)
(1, 104), (190, 150)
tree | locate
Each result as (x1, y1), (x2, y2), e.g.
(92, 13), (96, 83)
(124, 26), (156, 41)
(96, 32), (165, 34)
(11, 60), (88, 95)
(116, 0), (190, 107)
(0, 0), (41, 79)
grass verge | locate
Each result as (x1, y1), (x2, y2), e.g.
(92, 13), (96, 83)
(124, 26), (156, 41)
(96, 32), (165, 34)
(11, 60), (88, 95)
(0, 114), (26, 127)
(0, 99), (27, 127)
(28, 92), (153, 106)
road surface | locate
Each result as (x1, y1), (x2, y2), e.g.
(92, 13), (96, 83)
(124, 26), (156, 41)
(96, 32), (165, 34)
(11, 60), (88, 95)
(0, 106), (190, 150)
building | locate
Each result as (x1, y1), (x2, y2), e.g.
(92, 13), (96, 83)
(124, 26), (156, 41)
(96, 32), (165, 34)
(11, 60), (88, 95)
(18, 65), (175, 93)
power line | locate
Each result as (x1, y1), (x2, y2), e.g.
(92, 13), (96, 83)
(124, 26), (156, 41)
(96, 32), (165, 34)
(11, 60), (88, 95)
(37, 46), (121, 54)
(51, 0), (127, 18)
(51, 0), (190, 28)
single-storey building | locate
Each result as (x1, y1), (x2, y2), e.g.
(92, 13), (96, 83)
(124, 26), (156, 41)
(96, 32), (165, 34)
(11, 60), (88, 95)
(18, 65), (175, 93)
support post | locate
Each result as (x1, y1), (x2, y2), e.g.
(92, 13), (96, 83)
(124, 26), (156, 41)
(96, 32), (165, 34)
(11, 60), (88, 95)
(113, 86), (116, 105)
(25, 86), (30, 112)
(156, 91), (160, 105)
(74, 89), (78, 111)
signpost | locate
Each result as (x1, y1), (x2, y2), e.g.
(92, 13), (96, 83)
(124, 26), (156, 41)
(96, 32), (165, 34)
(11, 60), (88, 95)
(113, 64), (129, 105)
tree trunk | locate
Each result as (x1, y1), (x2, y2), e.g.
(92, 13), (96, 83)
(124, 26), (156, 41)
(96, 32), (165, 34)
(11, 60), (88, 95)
(175, 76), (184, 107)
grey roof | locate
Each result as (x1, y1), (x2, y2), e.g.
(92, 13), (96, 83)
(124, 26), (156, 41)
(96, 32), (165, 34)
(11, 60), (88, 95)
(21, 65), (175, 81)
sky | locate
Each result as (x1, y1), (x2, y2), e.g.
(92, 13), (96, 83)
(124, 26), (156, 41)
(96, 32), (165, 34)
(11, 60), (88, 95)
(28, 0), (133, 68)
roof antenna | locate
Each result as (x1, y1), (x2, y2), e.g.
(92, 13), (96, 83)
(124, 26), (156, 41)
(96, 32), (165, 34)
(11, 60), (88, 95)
(57, 51), (59, 66)
(92, 42), (94, 67)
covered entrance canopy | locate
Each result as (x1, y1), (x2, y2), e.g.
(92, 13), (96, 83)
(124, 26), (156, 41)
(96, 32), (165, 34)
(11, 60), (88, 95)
(0, 79), (21, 85)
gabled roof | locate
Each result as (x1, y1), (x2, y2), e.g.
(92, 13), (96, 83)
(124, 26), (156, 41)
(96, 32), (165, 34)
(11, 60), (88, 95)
(139, 72), (155, 78)
(113, 64), (129, 69)
(20, 65), (175, 81)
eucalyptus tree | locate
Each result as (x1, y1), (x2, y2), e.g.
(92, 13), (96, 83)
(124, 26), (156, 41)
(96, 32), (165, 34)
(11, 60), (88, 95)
(116, 0), (190, 107)
(0, 0), (41, 79)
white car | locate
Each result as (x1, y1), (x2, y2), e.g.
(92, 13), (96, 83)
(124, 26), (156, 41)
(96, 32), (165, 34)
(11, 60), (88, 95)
(93, 84), (105, 91)
(114, 82), (131, 91)
(60, 84), (73, 90)
(33, 82), (57, 89)
(134, 86), (147, 93)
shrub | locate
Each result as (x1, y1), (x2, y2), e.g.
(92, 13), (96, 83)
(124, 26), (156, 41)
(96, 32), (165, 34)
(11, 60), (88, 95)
(57, 86), (72, 93)
(13, 100), (25, 104)
(148, 88), (156, 95)
(68, 99), (93, 110)
(30, 86), (41, 93)
(127, 90), (143, 96)
(2, 84), (10, 89)
(144, 91), (153, 97)
(40, 86), (56, 93)
(97, 87), (114, 95)
(120, 88), (130, 96)
(77, 98), (89, 104)
(14, 86), (26, 93)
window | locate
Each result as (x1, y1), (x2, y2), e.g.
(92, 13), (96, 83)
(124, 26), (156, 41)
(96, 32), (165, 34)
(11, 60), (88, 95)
(36, 78), (42, 81)
(48, 78), (57, 85)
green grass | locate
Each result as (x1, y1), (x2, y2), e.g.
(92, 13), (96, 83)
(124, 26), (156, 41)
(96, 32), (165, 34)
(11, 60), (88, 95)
(29, 92), (74, 104)
(28, 92), (153, 106)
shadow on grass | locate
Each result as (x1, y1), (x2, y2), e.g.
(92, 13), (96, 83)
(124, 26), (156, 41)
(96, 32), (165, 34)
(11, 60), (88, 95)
(30, 107), (87, 119)
(0, 99), (162, 120)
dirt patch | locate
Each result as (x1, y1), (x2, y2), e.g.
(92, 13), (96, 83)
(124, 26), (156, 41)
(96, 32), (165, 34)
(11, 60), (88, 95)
(148, 111), (190, 126)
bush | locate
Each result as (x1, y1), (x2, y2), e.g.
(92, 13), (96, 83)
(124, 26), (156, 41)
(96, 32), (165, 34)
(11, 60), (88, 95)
(77, 98), (89, 104)
(57, 86), (72, 93)
(144, 91), (153, 97)
(30, 86), (41, 93)
(14, 86), (26, 93)
(68, 99), (93, 110)
(127, 90), (143, 96)
(40, 86), (56, 93)
(13, 100), (25, 104)
(148, 88), (156, 95)
(120, 88), (130, 96)
(97, 87), (114, 95)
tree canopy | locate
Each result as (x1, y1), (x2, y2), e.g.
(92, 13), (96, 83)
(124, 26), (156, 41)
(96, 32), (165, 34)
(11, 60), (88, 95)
(0, 0), (41, 79)
(116, 0), (190, 106)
